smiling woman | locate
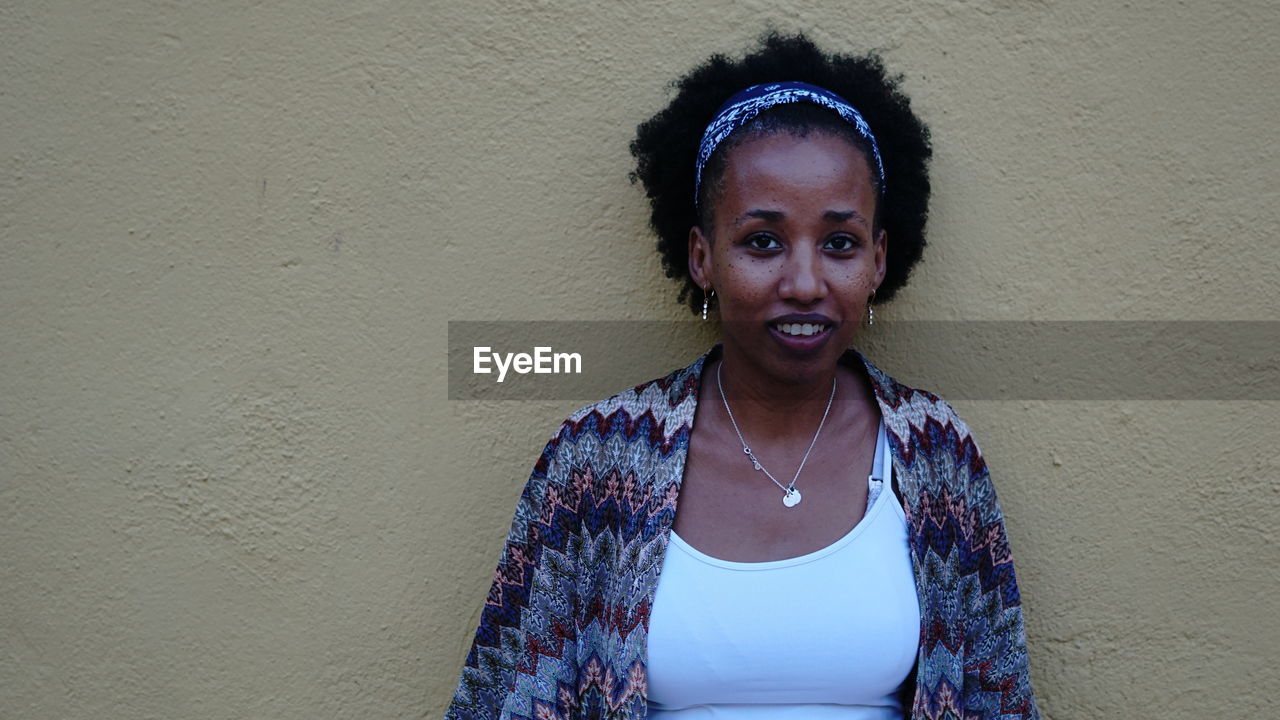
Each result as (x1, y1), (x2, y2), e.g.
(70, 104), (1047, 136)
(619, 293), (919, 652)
(689, 130), (884, 385)
(443, 31), (1040, 720)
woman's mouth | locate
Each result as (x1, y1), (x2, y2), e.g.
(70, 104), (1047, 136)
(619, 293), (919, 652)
(767, 321), (835, 353)
(773, 322), (829, 337)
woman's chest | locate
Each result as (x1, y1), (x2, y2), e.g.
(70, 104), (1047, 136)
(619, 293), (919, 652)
(669, 427), (877, 563)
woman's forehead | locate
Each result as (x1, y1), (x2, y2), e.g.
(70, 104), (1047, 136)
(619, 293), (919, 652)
(714, 132), (878, 216)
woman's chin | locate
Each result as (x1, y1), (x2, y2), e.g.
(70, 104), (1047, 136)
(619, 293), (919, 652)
(722, 328), (850, 385)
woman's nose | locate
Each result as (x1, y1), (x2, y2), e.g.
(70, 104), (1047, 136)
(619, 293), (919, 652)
(779, 245), (825, 303)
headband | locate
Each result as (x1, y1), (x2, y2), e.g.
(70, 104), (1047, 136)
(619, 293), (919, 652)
(693, 81), (886, 205)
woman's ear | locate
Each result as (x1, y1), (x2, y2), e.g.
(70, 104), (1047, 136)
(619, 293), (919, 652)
(873, 228), (888, 288)
(688, 225), (713, 290)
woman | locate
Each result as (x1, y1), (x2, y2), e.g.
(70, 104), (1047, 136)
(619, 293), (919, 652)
(444, 33), (1039, 720)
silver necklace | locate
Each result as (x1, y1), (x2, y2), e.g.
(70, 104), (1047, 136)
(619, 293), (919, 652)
(715, 362), (837, 508)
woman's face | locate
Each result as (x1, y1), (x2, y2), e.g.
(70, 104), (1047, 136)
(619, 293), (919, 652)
(689, 130), (886, 384)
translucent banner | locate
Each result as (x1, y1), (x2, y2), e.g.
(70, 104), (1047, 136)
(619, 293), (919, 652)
(447, 321), (1280, 401)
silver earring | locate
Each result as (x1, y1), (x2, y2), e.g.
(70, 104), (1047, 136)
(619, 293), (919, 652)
(702, 288), (714, 321)
(866, 289), (876, 326)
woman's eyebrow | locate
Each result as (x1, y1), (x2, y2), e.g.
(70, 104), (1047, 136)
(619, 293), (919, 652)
(733, 209), (785, 226)
(824, 209), (868, 226)
(732, 209), (869, 228)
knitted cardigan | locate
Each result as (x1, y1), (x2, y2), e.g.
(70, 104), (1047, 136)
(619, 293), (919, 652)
(444, 345), (1040, 720)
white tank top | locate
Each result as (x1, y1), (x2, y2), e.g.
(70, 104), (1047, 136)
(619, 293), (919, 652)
(646, 420), (920, 719)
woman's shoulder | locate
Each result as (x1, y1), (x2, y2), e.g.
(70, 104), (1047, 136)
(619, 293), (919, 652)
(864, 357), (1016, 533)
(853, 350), (992, 494)
(855, 350), (977, 440)
(535, 351), (709, 471)
(560, 351), (706, 429)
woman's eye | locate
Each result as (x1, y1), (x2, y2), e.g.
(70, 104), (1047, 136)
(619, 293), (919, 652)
(825, 235), (858, 251)
(746, 234), (781, 250)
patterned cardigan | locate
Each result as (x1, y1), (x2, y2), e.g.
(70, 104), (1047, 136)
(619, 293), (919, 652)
(444, 345), (1040, 720)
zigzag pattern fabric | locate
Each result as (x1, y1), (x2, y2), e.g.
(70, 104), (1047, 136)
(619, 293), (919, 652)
(444, 345), (1040, 720)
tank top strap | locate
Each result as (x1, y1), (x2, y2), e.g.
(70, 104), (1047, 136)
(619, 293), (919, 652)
(862, 419), (886, 514)
(876, 417), (909, 523)
(877, 418), (890, 486)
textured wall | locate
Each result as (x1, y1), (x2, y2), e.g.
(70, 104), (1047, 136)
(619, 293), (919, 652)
(2, 1), (1277, 718)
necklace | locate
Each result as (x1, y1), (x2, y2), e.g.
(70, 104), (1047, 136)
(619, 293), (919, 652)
(715, 362), (837, 508)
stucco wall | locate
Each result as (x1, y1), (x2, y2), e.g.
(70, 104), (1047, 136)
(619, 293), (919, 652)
(2, 1), (1277, 718)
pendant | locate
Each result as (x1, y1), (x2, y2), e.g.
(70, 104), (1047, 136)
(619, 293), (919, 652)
(782, 487), (802, 508)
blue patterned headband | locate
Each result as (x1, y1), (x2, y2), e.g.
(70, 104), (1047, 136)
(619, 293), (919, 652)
(694, 81), (886, 205)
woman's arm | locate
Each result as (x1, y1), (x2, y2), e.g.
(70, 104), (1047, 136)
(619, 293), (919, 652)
(961, 457), (1041, 720)
(443, 427), (581, 720)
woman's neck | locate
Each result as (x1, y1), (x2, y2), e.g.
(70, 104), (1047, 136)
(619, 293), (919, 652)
(711, 344), (870, 444)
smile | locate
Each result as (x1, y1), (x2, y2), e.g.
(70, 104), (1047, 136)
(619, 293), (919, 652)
(773, 322), (830, 337)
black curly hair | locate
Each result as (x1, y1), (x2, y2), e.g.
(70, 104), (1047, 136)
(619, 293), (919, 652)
(630, 31), (932, 315)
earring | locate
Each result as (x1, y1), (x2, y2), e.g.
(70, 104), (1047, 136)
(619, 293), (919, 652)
(866, 289), (876, 326)
(702, 288), (715, 321)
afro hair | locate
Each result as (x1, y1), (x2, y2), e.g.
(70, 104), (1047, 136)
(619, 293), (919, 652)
(630, 31), (933, 314)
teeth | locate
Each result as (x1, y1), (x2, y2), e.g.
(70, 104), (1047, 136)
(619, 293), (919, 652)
(775, 323), (828, 337)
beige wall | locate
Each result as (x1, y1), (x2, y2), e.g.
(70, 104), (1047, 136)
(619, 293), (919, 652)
(3, 1), (1277, 717)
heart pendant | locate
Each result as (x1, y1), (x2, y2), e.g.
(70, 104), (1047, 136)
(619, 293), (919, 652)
(782, 487), (802, 508)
